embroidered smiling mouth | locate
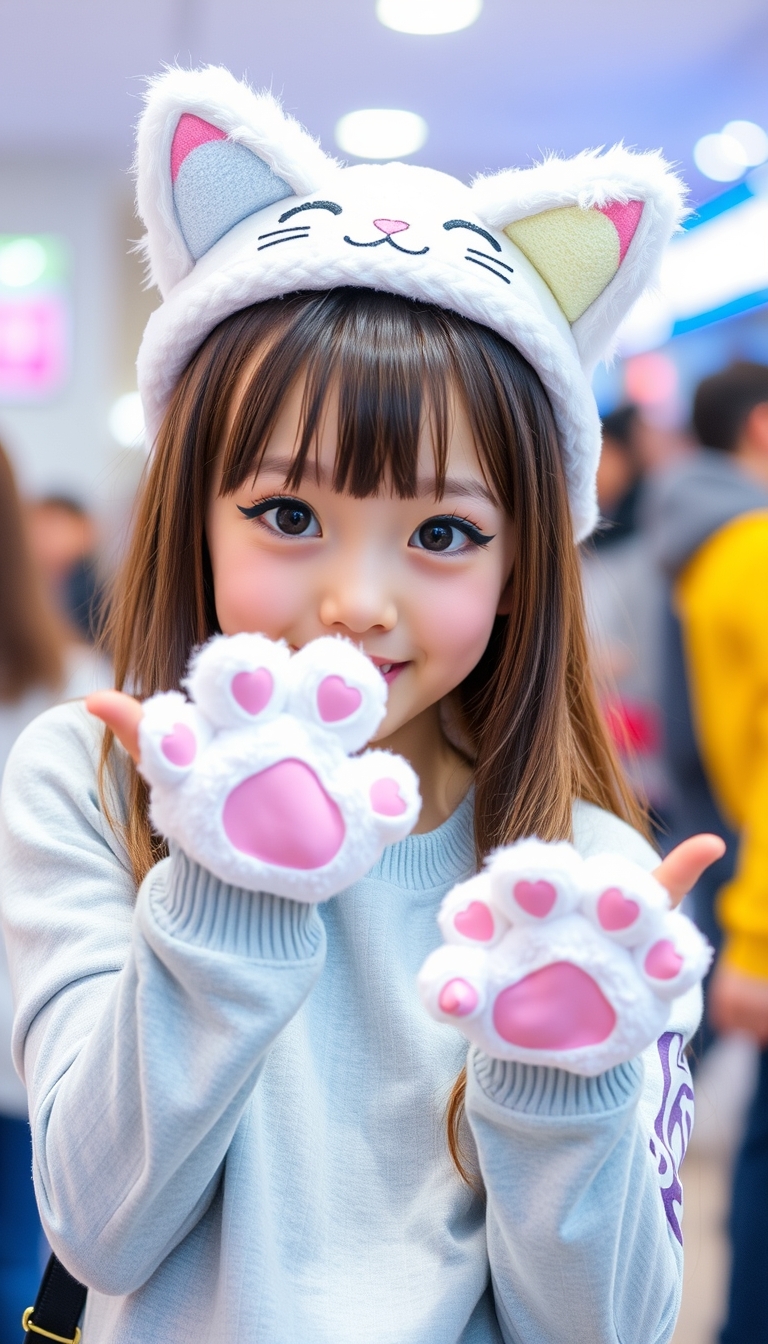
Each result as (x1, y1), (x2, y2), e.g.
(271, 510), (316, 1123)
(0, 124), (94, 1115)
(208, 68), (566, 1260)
(343, 234), (429, 256)
(344, 218), (429, 256)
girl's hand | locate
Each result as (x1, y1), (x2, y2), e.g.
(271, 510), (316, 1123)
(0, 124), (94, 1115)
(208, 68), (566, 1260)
(86, 690), (144, 762)
(88, 680), (724, 913)
(419, 834), (722, 1076)
(652, 833), (726, 908)
(88, 634), (421, 903)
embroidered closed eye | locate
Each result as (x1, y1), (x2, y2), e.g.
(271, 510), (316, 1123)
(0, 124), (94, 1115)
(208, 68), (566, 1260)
(443, 220), (514, 285)
(257, 201), (343, 251)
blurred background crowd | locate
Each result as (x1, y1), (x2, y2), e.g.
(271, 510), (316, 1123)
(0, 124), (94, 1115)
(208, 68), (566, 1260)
(1, 2), (768, 1341)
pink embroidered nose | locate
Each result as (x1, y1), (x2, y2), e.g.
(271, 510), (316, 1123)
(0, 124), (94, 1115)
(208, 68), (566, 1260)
(373, 218), (409, 235)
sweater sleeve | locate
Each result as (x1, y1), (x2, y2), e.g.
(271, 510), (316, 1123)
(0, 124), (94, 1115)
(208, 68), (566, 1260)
(465, 806), (692, 1344)
(466, 1039), (688, 1344)
(0, 702), (326, 1294)
(675, 513), (768, 977)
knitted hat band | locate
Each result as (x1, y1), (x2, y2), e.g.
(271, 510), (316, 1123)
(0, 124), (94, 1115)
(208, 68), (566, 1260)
(136, 67), (685, 540)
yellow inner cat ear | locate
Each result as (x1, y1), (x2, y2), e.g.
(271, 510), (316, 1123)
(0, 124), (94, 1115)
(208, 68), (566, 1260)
(504, 202), (642, 323)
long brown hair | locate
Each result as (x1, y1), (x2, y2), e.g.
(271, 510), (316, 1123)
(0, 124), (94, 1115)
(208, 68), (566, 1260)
(101, 289), (648, 1177)
(0, 440), (64, 700)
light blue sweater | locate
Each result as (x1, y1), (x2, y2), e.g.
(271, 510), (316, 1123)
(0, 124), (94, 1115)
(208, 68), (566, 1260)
(0, 703), (698, 1343)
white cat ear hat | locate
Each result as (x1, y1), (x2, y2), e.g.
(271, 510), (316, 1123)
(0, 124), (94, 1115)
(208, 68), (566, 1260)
(135, 65), (685, 541)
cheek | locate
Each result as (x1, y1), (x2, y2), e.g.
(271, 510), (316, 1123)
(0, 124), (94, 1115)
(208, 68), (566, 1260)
(415, 569), (502, 677)
(212, 540), (307, 638)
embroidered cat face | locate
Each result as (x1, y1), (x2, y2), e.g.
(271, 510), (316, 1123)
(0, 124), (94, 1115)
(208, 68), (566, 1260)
(136, 66), (685, 540)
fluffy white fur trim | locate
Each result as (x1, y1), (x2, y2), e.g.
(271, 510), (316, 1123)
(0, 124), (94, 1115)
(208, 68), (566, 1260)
(134, 70), (686, 542)
(135, 65), (334, 295)
(471, 147), (687, 371)
(136, 199), (602, 541)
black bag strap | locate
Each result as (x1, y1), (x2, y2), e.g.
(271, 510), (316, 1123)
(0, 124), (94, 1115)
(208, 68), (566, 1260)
(22, 1253), (87, 1344)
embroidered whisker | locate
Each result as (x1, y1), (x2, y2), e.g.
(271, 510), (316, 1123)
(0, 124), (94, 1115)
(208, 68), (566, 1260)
(465, 256), (511, 284)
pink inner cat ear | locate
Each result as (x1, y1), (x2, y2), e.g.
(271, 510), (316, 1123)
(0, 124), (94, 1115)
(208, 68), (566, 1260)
(170, 112), (294, 263)
(171, 114), (227, 181)
(597, 199), (644, 263)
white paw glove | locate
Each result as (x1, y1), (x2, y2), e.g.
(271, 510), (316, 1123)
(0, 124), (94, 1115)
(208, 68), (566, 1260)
(418, 838), (712, 1075)
(137, 633), (421, 901)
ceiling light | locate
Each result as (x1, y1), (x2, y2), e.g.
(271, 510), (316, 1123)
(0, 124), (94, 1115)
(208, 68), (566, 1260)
(693, 132), (748, 182)
(376, 0), (482, 35)
(335, 109), (428, 160)
(722, 120), (768, 168)
(109, 391), (145, 448)
(0, 237), (47, 288)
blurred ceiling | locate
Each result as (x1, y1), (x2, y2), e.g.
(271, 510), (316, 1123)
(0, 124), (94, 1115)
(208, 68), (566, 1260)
(1, 0), (767, 203)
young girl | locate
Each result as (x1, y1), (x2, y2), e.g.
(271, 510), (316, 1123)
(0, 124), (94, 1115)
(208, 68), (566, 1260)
(1, 68), (722, 1344)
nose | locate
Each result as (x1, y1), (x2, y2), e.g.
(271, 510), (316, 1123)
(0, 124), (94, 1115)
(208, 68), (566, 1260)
(373, 218), (409, 235)
(319, 565), (397, 635)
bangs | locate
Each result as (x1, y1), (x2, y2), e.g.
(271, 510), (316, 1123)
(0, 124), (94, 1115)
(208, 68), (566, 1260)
(220, 289), (462, 501)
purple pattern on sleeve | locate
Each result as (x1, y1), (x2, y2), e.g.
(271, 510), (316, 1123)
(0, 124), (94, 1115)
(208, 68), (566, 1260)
(649, 1031), (694, 1244)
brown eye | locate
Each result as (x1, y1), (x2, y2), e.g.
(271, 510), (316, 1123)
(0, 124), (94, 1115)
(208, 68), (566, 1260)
(275, 503), (313, 535)
(409, 514), (494, 554)
(418, 521), (454, 551)
(238, 496), (322, 537)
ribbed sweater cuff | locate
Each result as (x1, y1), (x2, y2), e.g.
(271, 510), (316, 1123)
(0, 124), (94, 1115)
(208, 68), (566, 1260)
(471, 1051), (643, 1117)
(152, 848), (323, 961)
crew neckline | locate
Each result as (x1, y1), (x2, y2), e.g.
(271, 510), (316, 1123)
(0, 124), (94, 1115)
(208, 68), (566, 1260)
(369, 787), (476, 890)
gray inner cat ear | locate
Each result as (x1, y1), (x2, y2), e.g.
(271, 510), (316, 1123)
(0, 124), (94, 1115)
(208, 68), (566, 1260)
(172, 113), (294, 261)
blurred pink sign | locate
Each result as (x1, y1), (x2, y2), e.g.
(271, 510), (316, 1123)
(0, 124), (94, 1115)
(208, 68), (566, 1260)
(0, 295), (69, 398)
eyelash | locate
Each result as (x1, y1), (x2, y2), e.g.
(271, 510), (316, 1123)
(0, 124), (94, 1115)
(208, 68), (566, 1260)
(238, 497), (494, 551)
(412, 514), (495, 551)
(237, 496), (319, 538)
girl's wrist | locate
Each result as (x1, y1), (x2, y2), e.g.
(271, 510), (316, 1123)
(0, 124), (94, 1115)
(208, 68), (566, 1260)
(149, 846), (325, 963)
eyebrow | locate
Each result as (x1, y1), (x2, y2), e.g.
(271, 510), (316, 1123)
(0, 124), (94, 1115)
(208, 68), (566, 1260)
(278, 200), (343, 222)
(254, 456), (497, 504)
(443, 219), (501, 253)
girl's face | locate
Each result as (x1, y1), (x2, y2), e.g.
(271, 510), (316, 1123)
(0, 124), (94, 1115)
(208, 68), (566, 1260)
(206, 376), (516, 746)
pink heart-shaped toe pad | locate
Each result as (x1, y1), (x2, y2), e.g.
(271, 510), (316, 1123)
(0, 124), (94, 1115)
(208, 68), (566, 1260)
(232, 668), (273, 715)
(317, 675), (363, 722)
(453, 901), (495, 942)
(597, 887), (640, 931)
(644, 940), (683, 981)
(438, 978), (478, 1017)
(370, 777), (406, 816)
(513, 880), (557, 918)
(493, 962), (616, 1050)
(160, 722), (196, 767)
(222, 759), (345, 869)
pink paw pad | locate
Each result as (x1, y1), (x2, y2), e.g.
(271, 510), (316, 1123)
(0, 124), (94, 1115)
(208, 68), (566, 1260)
(513, 880), (557, 918)
(453, 901), (495, 942)
(370, 777), (407, 816)
(231, 668), (273, 716)
(597, 887), (640, 931)
(644, 940), (683, 981)
(439, 978), (478, 1017)
(492, 962), (616, 1050)
(161, 723), (197, 767)
(222, 758), (345, 869)
(317, 676), (362, 722)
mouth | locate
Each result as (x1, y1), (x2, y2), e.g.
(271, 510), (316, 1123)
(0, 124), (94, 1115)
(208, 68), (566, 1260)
(369, 657), (410, 685)
(342, 234), (430, 256)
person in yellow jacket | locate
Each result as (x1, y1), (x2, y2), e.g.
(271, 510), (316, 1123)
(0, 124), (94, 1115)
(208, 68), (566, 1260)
(679, 509), (768, 1003)
(665, 362), (768, 1344)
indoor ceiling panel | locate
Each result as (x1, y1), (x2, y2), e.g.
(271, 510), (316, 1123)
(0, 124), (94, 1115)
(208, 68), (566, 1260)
(0, 0), (766, 202)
